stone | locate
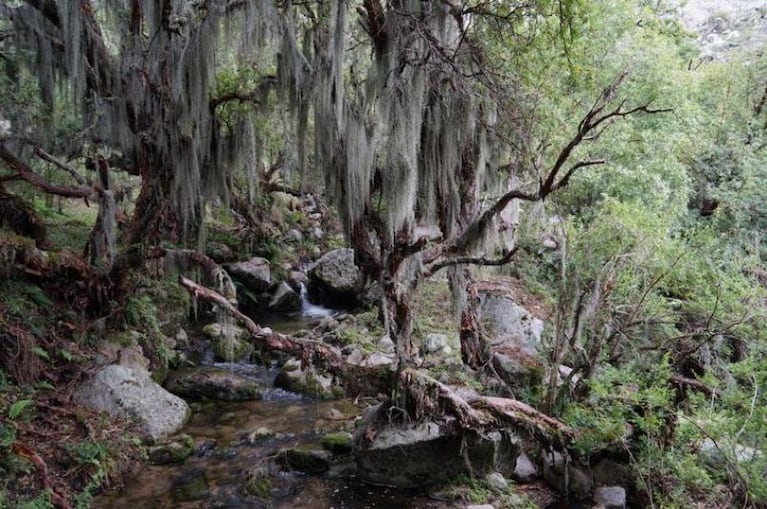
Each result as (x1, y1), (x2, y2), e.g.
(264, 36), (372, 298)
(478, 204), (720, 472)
(165, 367), (263, 401)
(268, 281), (302, 312)
(203, 323), (254, 362)
(422, 333), (449, 354)
(363, 352), (394, 367)
(311, 226), (324, 240)
(492, 351), (544, 389)
(480, 292), (543, 356)
(226, 257), (271, 293)
(175, 328), (189, 347)
(485, 472), (508, 491)
(205, 241), (234, 263)
(212, 335), (254, 363)
(355, 414), (519, 488)
(377, 335), (395, 353)
(593, 486), (627, 509)
(592, 458), (631, 487)
(699, 438), (761, 467)
(466, 505), (495, 509)
(274, 358), (340, 399)
(286, 228), (304, 243)
(512, 452), (538, 483)
(307, 248), (363, 306)
(243, 466), (271, 499)
(323, 407), (346, 420)
(73, 364), (189, 440)
(278, 447), (331, 474)
(148, 434), (196, 465)
(288, 270), (308, 291)
(321, 432), (354, 455)
(172, 469), (209, 502)
(542, 450), (593, 498)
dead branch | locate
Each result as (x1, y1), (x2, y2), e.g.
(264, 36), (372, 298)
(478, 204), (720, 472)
(33, 147), (87, 185)
(670, 374), (714, 397)
(399, 368), (574, 447)
(12, 441), (72, 509)
(424, 247), (519, 277)
(453, 72), (671, 251)
(178, 276), (346, 376)
(0, 146), (97, 200)
(471, 396), (575, 447)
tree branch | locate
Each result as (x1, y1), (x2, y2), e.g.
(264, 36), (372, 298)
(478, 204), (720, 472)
(424, 247), (519, 277)
(0, 146), (97, 199)
(178, 276), (346, 376)
(33, 147), (87, 185)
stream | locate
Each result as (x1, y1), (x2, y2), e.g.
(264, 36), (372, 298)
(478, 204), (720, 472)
(96, 296), (453, 509)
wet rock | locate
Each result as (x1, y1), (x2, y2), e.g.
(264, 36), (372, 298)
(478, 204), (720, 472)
(542, 450), (593, 498)
(288, 270), (307, 291)
(321, 432), (354, 455)
(73, 364), (189, 441)
(203, 323), (254, 362)
(268, 281), (302, 312)
(165, 367), (263, 401)
(513, 452), (538, 483)
(172, 469), (209, 502)
(274, 358), (341, 399)
(308, 248), (363, 307)
(242, 427), (275, 444)
(593, 486), (626, 509)
(480, 292), (543, 356)
(243, 466), (271, 499)
(226, 257), (271, 293)
(311, 226), (324, 240)
(278, 447), (331, 474)
(355, 416), (519, 488)
(148, 434), (196, 465)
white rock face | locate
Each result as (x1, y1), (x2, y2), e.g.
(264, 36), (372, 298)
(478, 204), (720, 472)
(679, 0), (767, 58)
(73, 364), (190, 440)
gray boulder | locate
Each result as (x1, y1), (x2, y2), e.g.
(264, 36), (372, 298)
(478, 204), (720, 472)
(268, 281), (302, 312)
(73, 364), (189, 440)
(480, 291), (543, 356)
(226, 257), (271, 293)
(355, 413), (519, 488)
(165, 367), (263, 401)
(202, 322), (254, 362)
(512, 452), (538, 483)
(308, 248), (363, 306)
(593, 486), (627, 509)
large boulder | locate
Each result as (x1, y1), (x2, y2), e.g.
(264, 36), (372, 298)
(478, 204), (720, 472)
(226, 257), (271, 293)
(355, 410), (519, 488)
(73, 364), (189, 440)
(268, 281), (302, 312)
(165, 367), (264, 401)
(307, 248), (363, 307)
(202, 322), (254, 362)
(480, 286), (543, 357)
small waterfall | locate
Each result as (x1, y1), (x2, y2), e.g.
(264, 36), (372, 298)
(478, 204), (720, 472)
(299, 283), (336, 318)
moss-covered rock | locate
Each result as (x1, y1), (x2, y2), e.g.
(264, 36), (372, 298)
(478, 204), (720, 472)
(165, 367), (263, 401)
(273, 358), (340, 399)
(321, 432), (353, 455)
(243, 466), (271, 499)
(277, 447), (331, 474)
(148, 434), (196, 465)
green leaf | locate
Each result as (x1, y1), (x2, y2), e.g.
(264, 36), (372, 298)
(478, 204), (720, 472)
(8, 399), (35, 420)
(31, 347), (50, 360)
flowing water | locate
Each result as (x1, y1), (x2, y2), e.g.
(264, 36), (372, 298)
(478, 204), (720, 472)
(96, 293), (452, 509)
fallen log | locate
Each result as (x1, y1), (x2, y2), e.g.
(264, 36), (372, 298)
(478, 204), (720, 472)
(179, 276), (346, 377)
